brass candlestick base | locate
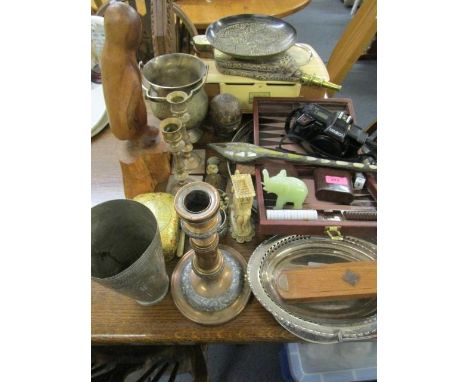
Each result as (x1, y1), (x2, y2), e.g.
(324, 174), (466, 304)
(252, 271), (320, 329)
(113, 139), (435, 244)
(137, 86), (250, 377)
(186, 127), (204, 145)
(183, 149), (205, 174)
(171, 149), (206, 175)
(171, 182), (251, 325)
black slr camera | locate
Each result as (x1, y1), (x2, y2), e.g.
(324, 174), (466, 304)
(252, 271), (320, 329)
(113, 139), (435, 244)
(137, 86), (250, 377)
(283, 104), (377, 163)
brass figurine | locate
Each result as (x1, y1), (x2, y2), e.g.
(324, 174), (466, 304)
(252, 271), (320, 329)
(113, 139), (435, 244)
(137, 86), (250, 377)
(229, 170), (256, 243)
(204, 157), (227, 191)
(171, 182), (251, 325)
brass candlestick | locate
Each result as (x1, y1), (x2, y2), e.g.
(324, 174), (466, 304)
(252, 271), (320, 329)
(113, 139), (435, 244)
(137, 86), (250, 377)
(167, 91), (204, 174)
(160, 118), (194, 195)
(171, 182), (251, 325)
(166, 90), (203, 144)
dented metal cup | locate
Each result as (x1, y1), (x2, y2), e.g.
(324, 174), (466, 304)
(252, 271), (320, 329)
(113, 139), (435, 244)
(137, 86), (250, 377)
(91, 199), (169, 305)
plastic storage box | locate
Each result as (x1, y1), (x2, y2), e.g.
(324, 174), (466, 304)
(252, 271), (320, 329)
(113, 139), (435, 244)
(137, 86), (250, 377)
(285, 341), (376, 382)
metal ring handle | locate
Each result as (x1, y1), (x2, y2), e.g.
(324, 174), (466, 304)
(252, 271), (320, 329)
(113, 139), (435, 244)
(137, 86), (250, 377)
(185, 64), (209, 101)
(141, 63), (209, 102)
(139, 60), (172, 102)
(139, 61), (165, 101)
(143, 86), (166, 102)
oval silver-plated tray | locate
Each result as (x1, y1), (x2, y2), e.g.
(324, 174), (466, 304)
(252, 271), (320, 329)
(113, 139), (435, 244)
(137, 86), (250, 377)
(247, 235), (377, 343)
(206, 14), (297, 60)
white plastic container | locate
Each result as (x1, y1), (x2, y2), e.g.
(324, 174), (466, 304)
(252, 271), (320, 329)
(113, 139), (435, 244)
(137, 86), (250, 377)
(286, 341), (376, 382)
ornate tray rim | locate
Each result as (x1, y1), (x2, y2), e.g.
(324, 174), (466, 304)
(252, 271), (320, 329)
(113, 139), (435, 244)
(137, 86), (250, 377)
(247, 235), (377, 343)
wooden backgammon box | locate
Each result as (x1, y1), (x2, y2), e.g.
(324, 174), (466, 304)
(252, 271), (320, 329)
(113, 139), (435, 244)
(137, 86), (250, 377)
(252, 97), (377, 239)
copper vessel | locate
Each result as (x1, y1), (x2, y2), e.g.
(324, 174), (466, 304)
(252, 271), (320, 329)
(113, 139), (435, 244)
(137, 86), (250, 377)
(171, 182), (251, 325)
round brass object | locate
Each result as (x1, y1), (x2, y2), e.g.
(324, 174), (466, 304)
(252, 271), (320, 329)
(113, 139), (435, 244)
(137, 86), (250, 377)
(210, 93), (242, 137)
(205, 14), (297, 60)
(171, 182), (251, 325)
(133, 192), (180, 262)
(141, 53), (208, 140)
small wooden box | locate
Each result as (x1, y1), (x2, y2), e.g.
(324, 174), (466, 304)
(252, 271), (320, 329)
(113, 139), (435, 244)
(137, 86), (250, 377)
(253, 97), (377, 239)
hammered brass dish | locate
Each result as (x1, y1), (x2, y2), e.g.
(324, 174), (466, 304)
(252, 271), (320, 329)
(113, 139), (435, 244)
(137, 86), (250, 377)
(206, 14), (297, 60)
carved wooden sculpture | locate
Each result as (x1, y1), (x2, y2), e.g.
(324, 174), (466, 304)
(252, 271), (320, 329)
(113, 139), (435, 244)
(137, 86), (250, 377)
(101, 2), (169, 198)
(101, 1), (153, 143)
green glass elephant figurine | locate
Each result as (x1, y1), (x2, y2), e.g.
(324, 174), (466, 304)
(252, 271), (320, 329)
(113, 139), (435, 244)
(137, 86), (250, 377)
(262, 169), (309, 209)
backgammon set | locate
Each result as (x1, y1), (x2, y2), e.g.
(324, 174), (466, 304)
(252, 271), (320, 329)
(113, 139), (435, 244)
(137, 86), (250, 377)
(252, 97), (376, 239)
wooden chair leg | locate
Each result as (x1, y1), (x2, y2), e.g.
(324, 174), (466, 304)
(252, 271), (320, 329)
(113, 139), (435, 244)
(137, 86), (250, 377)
(189, 344), (208, 382)
(327, 0), (377, 92)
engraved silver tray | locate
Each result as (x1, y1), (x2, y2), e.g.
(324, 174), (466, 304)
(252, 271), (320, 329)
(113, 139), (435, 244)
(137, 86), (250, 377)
(247, 235), (377, 343)
(206, 14), (297, 60)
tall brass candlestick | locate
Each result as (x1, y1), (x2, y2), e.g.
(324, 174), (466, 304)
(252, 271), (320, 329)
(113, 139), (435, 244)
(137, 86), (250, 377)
(171, 182), (251, 325)
(160, 118), (194, 195)
(166, 91), (203, 172)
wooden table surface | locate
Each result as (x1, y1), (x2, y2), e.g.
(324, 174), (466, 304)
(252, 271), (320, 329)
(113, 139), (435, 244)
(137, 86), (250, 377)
(176, 0), (311, 29)
(91, 125), (297, 345)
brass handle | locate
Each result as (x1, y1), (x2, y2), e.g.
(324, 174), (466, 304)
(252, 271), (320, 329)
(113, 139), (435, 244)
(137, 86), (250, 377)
(142, 64), (208, 102)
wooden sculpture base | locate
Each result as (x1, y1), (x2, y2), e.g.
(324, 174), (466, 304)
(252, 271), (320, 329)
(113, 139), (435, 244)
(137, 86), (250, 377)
(118, 115), (171, 199)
